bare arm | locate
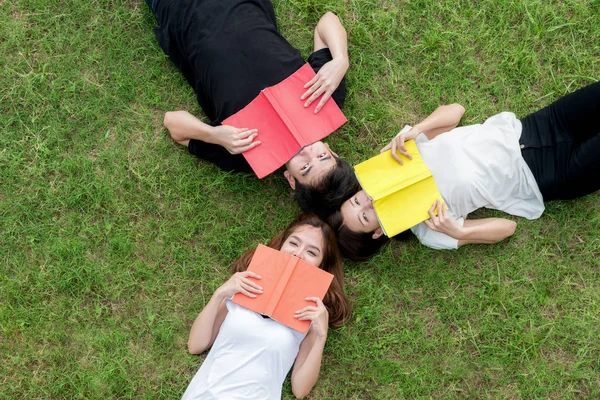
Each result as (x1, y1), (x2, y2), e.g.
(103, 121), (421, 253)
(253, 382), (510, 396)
(381, 104), (465, 163)
(164, 111), (260, 154)
(290, 298), (329, 398)
(301, 12), (349, 113)
(187, 290), (229, 354)
(187, 271), (263, 354)
(456, 218), (517, 246)
(424, 201), (517, 247)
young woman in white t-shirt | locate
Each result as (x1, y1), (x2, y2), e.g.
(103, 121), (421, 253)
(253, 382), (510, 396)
(329, 82), (600, 259)
(182, 213), (351, 399)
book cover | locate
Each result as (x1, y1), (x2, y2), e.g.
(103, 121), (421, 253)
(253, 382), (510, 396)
(232, 244), (334, 333)
(222, 63), (348, 179)
(354, 134), (443, 237)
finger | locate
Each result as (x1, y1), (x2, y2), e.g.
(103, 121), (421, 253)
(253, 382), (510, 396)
(240, 281), (262, 294)
(424, 219), (435, 230)
(440, 201), (448, 218)
(302, 75), (319, 91)
(304, 86), (326, 108)
(301, 81), (319, 101)
(241, 277), (263, 291)
(313, 90), (333, 113)
(391, 140), (404, 165)
(242, 271), (262, 280)
(305, 297), (324, 306)
(398, 143), (412, 160)
(428, 202), (437, 219)
(238, 287), (256, 298)
(235, 140), (262, 154)
(380, 142), (392, 153)
(235, 133), (258, 147)
(236, 128), (258, 139)
(295, 306), (318, 314)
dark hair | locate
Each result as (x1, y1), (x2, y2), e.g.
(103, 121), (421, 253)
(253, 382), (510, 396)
(328, 210), (390, 261)
(294, 157), (361, 219)
(230, 213), (351, 328)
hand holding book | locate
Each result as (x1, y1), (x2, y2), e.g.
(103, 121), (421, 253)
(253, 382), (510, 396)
(379, 125), (421, 164)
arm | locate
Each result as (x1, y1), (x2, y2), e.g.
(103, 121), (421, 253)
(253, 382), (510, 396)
(380, 104), (466, 164)
(163, 111), (260, 154)
(290, 298), (329, 398)
(301, 12), (349, 113)
(423, 200), (517, 247)
(187, 271), (263, 354)
(457, 218), (517, 246)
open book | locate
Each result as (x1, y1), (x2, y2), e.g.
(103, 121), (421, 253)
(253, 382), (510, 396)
(232, 244), (334, 333)
(222, 63), (347, 179)
(354, 128), (443, 237)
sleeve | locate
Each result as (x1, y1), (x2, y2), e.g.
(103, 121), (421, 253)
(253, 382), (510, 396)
(307, 48), (347, 109)
(410, 214), (465, 250)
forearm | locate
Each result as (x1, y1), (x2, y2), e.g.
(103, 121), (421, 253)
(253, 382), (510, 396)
(415, 104), (465, 140)
(291, 335), (326, 399)
(164, 110), (216, 143)
(187, 289), (227, 354)
(315, 12), (348, 65)
(457, 218), (517, 246)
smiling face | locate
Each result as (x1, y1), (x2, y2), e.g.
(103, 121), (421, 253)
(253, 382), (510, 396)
(340, 190), (384, 238)
(279, 224), (325, 267)
(284, 141), (337, 187)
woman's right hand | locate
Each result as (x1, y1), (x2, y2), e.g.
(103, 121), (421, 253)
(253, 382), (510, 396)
(379, 126), (420, 165)
(216, 271), (263, 300)
(210, 125), (261, 154)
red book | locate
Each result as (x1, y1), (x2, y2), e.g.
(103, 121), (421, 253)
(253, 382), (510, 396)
(222, 63), (348, 178)
(232, 244), (334, 333)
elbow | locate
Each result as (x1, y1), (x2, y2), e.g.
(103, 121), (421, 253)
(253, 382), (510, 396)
(187, 340), (207, 355)
(163, 111), (175, 130)
(506, 220), (517, 238)
(322, 11), (340, 22)
(450, 103), (466, 119)
(292, 387), (309, 399)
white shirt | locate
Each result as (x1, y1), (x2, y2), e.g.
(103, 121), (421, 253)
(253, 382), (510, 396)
(182, 300), (306, 400)
(409, 112), (544, 250)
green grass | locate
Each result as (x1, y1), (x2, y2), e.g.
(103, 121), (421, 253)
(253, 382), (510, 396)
(1, 0), (600, 398)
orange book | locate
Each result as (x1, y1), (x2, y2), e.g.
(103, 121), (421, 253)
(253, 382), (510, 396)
(222, 63), (347, 179)
(232, 244), (334, 333)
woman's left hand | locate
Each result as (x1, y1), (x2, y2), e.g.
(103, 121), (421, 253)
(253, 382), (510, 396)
(301, 58), (348, 113)
(423, 200), (464, 239)
(294, 297), (329, 339)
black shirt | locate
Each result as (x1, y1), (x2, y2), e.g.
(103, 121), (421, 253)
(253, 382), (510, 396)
(154, 0), (346, 172)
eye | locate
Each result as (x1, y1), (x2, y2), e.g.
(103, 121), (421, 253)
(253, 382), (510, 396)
(318, 152), (327, 158)
(300, 163), (309, 171)
(308, 251), (317, 257)
(354, 197), (360, 206)
(289, 241), (298, 247)
(362, 212), (368, 222)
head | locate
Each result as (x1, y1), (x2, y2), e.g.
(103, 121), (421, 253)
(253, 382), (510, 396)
(327, 189), (394, 261)
(284, 141), (337, 188)
(231, 213), (351, 328)
(286, 148), (361, 218)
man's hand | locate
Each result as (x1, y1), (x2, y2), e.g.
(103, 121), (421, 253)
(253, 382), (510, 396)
(210, 126), (260, 155)
(301, 58), (348, 113)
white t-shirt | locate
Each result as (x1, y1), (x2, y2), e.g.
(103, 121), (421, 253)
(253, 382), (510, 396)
(409, 112), (544, 250)
(182, 300), (306, 400)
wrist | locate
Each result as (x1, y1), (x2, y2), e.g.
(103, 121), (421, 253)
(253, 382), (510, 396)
(203, 125), (218, 145)
(213, 287), (229, 302)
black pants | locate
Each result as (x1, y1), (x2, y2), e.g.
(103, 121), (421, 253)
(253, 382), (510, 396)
(520, 82), (600, 201)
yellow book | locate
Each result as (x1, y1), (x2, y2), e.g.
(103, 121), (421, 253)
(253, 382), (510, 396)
(354, 136), (442, 237)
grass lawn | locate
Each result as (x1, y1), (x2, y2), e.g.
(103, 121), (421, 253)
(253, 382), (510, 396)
(2, 0), (600, 398)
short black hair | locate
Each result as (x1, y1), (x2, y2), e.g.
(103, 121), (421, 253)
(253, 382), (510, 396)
(294, 157), (361, 219)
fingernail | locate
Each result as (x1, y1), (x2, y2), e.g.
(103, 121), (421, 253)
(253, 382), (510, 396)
(304, 102), (309, 107)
